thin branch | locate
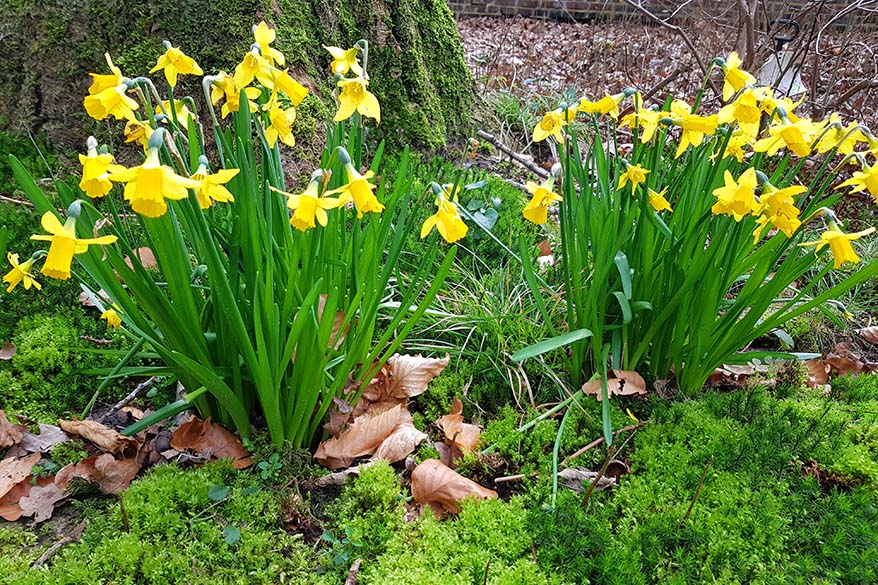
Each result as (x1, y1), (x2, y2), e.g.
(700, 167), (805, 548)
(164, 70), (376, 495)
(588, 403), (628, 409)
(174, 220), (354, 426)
(476, 129), (549, 179)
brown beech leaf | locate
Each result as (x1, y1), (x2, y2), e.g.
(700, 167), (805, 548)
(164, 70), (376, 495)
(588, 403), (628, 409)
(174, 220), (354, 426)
(54, 457), (99, 490)
(0, 475), (54, 521)
(857, 326), (878, 344)
(0, 411), (24, 449)
(436, 397), (482, 453)
(0, 342), (15, 360)
(124, 246), (157, 270)
(372, 418), (428, 464)
(805, 358), (830, 388)
(19, 424), (69, 453)
(170, 418), (253, 469)
(318, 294), (349, 350)
(410, 459), (497, 515)
(93, 454), (139, 494)
(19, 483), (65, 523)
(315, 404), (404, 470)
(0, 453), (41, 500)
(59, 419), (138, 456)
(582, 371), (647, 401)
(363, 354), (449, 403)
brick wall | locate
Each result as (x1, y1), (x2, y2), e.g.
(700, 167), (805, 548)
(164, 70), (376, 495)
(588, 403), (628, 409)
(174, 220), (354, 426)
(448, 1), (878, 30)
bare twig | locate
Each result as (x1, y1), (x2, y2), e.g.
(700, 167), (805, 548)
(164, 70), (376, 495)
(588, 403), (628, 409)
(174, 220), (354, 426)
(581, 444), (616, 509)
(32, 521), (86, 568)
(493, 472), (540, 484)
(682, 457), (713, 524)
(561, 421), (648, 467)
(344, 559), (362, 585)
(98, 376), (157, 423)
(0, 194), (34, 206)
(476, 129), (549, 179)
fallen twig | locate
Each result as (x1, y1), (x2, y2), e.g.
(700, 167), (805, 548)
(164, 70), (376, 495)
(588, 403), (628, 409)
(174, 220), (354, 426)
(98, 376), (157, 424)
(476, 129), (550, 179)
(32, 520), (86, 568)
(561, 421), (648, 467)
(493, 472), (540, 484)
(682, 457), (713, 524)
(344, 559), (362, 585)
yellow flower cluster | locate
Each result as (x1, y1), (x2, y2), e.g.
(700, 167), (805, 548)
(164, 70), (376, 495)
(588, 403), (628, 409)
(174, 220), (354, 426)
(528, 51), (878, 268)
(326, 43), (380, 124)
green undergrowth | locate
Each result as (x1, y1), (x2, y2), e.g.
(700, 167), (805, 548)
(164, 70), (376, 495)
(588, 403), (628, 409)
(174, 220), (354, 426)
(2, 375), (877, 584)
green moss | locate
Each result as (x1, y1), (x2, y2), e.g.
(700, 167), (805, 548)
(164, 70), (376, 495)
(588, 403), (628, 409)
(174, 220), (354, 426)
(48, 440), (90, 466)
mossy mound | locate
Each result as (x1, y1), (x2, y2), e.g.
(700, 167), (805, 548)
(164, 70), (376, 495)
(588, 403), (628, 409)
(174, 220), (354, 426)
(0, 0), (476, 151)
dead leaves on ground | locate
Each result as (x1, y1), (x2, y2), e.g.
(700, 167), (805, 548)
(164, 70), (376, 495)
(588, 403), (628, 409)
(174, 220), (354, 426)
(805, 342), (878, 391)
(582, 370), (647, 400)
(1, 407), (250, 524)
(411, 459), (497, 516)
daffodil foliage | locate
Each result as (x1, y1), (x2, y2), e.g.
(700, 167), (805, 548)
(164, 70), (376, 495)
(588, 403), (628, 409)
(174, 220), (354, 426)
(6, 28), (455, 448)
(518, 53), (877, 443)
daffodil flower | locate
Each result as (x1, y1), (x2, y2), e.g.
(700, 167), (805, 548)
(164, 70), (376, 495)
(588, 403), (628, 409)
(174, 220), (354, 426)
(711, 168), (759, 221)
(254, 21), (285, 67)
(837, 163), (878, 202)
(579, 93), (625, 119)
(334, 77), (380, 123)
(101, 308), (123, 328)
(87, 53), (124, 95)
(721, 52), (757, 101)
(716, 130), (751, 163)
(421, 183), (468, 243)
(799, 226), (876, 268)
(327, 151), (384, 218)
(109, 130), (200, 218)
(123, 119), (153, 149)
(618, 163), (650, 194)
(753, 118), (826, 157)
(816, 114), (869, 155)
(325, 46), (363, 76)
(760, 93), (804, 122)
(155, 99), (194, 128)
(751, 184), (805, 242)
(532, 106), (576, 143)
(621, 108), (662, 143)
(210, 72), (261, 118)
(150, 41), (203, 87)
(3, 252), (41, 292)
(648, 188), (672, 212)
(259, 68), (309, 105)
(79, 137), (124, 199)
(191, 156), (239, 209)
(262, 91), (297, 148)
(273, 171), (341, 232)
(30, 209), (117, 280)
(522, 178), (562, 224)
(233, 48), (271, 88)
(669, 100), (719, 158)
(718, 87), (768, 137)
(84, 55), (138, 122)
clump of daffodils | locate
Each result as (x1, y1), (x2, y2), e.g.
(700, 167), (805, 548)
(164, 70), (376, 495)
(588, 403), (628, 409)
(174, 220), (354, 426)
(527, 50), (878, 270)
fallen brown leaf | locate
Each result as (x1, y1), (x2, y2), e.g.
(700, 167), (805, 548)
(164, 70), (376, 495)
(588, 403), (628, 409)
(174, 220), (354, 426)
(582, 371), (647, 400)
(372, 415), (428, 464)
(318, 294), (349, 351)
(805, 358), (830, 389)
(410, 459), (497, 515)
(93, 454), (139, 494)
(315, 404), (404, 470)
(19, 483), (65, 523)
(0, 453), (41, 500)
(436, 397), (482, 454)
(0, 411), (24, 449)
(0, 475), (53, 521)
(124, 247), (157, 270)
(362, 354), (449, 403)
(0, 342), (15, 360)
(856, 326), (878, 344)
(19, 424), (69, 453)
(59, 419), (138, 456)
(170, 418), (253, 469)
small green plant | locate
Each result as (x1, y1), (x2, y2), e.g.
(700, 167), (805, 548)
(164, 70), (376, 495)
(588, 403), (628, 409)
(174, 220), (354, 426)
(321, 526), (365, 568)
(256, 453), (283, 481)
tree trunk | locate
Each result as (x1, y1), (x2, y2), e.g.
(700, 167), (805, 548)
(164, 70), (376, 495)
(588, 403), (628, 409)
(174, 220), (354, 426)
(0, 0), (476, 150)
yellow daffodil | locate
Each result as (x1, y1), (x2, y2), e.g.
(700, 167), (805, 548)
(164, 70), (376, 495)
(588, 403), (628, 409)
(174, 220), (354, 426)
(109, 132), (200, 218)
(522, 178), (563, 224)
(273, 171), (341, 232)
(761, 93), (804, 122)
(327, 159), (384, 218)
(752, 184), (806, 241)
(150, 42), (202, 87)
(210, 72), (261, 118)
(334, 77), (380, 123)
(721, 52), (757, 101)
(263, 91), (297, 148)
(837, 163), (878, 202)
(799, 226), (876, 268)
(123, 119), (153, 149)
(621, 108), (662, 143)
(579, 93), (625, 119)
(670, 100), (719, 158)
(79, 137), (123, 199)
(325, 45), (363, 76)
(233, 49), (270, 88)
(30, 210), (117, 280)
(155, 99), (194, 128)
(3, 252), (41, 292)
(101, 308), (122, 328)
(254, 21), (285, 67)
(816, 114), (868, 155)
(753, 118), (826, 157)
(259, 68), (309, 105)
(718, 87), (768, 137)
(191, 157), (239, 209)
(718, 130), (751, 162)
(618, 163), (650, 194)
(533, 107), (576, 143)
(648, 187), (672, 212)
(711, 168), (759, 221)
(87, 53), (124, 95)
(421, 183), (468, 243)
